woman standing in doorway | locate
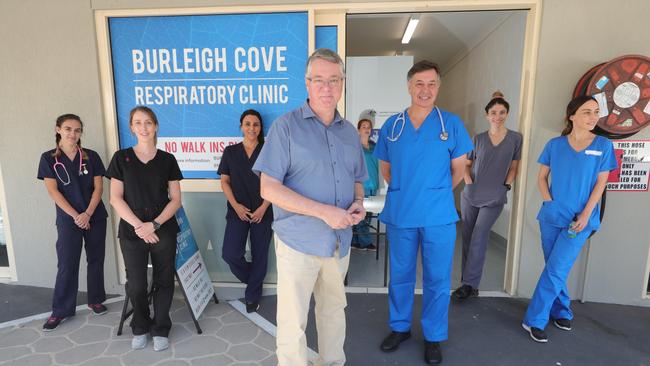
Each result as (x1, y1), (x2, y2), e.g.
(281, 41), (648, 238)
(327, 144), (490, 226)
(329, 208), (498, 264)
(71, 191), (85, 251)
(219, 109), (272, 313)
(352, 111), (379, 251)
(454, 92), (522, 300)
(107, 106), (183, 351)
(37, 114), (109, 331)
(522, 95), (617, 343)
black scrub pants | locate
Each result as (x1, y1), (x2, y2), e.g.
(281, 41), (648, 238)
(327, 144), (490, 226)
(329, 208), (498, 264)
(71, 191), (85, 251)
(120, 231), (177, 337)
(221, 217), (272, 303)
(52, 219), (107, 317)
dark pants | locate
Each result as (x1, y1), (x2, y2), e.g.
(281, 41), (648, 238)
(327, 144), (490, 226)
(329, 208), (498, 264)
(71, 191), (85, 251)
(120, 231), (177, 337)
(52, 219), (107, 318)
(460, 195), (504, 288)
(221, 217), (272, 303)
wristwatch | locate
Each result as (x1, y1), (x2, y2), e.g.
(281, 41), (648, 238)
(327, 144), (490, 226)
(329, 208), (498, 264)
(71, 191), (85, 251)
(152, 220), (161, 231)
(504, 183), (512, 191)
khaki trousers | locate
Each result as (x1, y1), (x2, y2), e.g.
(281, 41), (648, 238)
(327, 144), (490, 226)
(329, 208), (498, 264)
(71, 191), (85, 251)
(275, 236), (350, 366)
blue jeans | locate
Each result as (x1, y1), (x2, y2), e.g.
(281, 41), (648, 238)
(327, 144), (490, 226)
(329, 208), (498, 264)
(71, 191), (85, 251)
(352, 214), (373, 247)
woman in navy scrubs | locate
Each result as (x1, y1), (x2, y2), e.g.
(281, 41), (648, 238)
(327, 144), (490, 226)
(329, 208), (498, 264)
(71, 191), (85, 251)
(37, 114), (108, 331)
(219, 109), (272, 313)
(107, 106), (182, 351)
(522, 95), (617, 343)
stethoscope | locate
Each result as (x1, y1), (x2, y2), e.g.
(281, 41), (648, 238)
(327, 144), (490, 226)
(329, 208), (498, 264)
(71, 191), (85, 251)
(387, 106), (448, 142)
(53, 146), (88, 186)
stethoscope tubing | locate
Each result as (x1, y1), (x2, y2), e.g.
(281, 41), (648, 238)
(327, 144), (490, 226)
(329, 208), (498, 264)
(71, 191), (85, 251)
(53, 146), (88, 186)
(387, 106), (448, 142)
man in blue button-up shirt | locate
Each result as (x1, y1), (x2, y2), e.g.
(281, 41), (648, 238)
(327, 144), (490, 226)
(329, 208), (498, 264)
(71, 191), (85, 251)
(253, 48), (367, 366)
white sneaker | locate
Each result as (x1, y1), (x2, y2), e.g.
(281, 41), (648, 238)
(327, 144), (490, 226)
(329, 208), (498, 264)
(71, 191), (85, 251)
(131, 335), (147, 350)
(153, 336), (169, 351)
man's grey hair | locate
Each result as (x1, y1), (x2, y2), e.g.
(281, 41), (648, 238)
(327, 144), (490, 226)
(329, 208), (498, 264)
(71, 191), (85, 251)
(305, 48), (346, 78)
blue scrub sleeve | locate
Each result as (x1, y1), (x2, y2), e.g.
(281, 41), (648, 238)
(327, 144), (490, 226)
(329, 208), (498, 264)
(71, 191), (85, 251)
(450, 116), (473, 159)
(37, 153), (55, 180)
(599, 139), (618, 172)
(252, 119), (290, 181)
(373, 117), (392, 162)
(90, 150), (106, 177)
(217, 146), (231, 176)
(537, 139), (553, 166)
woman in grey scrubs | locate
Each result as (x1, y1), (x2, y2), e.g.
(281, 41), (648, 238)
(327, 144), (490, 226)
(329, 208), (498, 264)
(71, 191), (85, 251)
(453, 91), (522, 300)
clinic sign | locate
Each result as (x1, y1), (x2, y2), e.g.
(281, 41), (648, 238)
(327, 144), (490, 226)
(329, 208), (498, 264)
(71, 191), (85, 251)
(606, 140), (650, 191)
(108, 12), (308, 178)
(175, 207), (214, 319)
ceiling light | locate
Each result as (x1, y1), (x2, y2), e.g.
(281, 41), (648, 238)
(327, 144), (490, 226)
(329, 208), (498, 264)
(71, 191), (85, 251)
(401, 16), (420, 44)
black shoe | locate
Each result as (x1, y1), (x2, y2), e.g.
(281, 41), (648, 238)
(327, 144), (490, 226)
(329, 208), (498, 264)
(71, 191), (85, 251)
(453, 284), (478, 300)
(424, 341), (442, 364)
(553, 318), (572, 331)
(380, 331), (411, 352)
(522, 323), (548, 343)
(246, 301), (260, 313)
(365, 244), (377, 252)
(42, 316), (66, 331)
(351, 243), (363, 250)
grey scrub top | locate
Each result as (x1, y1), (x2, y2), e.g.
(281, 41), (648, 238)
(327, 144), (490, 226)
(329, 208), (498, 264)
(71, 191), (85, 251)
(462, 129), (522, 207)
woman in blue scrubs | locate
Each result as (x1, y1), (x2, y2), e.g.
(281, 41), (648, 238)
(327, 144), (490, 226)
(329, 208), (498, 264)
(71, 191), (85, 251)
(219, 109), (272, 313)
(522, 95), (617, 343)
(375, 60), (473, 364)
(37, 114), (108, 331)
(454, 92), (522, 300)
(107, 106), (183, 351)
(351, 115), (379, 251)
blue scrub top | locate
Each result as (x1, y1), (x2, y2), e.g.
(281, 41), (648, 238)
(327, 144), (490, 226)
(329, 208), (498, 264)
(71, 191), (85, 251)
(374, 108), (473, 228)
(37, 148), (108, 225)
(362, 142), (379, 196)
(536, 135), (617, 230)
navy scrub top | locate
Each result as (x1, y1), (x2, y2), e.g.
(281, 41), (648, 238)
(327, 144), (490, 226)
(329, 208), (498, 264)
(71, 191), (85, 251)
(106, 148), (183, 240)
(217, 142), (272, 222)
(37, 148), (108, 225)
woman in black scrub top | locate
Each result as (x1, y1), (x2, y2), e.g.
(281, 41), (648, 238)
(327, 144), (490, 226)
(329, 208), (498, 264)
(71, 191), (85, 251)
(219, 109), (272, 313)
(37, 114), (109, 331)
(107, 106), (183, 352)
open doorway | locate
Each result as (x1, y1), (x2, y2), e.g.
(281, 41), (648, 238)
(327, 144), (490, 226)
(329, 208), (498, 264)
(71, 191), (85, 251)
(344, 10), (527, 293)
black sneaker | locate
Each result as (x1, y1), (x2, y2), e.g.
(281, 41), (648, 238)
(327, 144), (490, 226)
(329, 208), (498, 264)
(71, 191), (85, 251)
(43, 316), (66, 331)
(246, 301), (260, 313)
(424, 341), (442, 364)
(553, 318), (572, 331)
(365, 244), (377, 252)
(522, 323), (548, 343)
(88, 303), (108, 315)
(452, 284), (478, 300)
(380, 331), (411, 352)
(351, 243), (363, 250)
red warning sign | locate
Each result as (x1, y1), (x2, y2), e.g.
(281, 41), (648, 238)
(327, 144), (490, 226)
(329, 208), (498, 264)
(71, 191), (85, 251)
(606, 140), (650, 191)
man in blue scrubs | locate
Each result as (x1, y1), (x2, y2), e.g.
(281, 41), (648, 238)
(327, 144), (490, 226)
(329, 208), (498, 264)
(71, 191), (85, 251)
(375, 60), (473, 364)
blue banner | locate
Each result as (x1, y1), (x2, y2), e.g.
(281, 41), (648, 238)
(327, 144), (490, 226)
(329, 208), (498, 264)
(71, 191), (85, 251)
(315, 26), (337, 52)
(109, 12), (309, 178)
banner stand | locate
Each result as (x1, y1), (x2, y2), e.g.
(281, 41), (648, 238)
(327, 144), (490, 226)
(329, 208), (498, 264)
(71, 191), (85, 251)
(174, 273), (219, 334)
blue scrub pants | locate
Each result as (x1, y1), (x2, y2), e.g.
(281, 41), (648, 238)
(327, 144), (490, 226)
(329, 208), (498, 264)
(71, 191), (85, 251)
(523, 222), (591, 329)
(221, 217), (272, 303)
(52, 219), (107, 318)
(387, 223), (456, 342)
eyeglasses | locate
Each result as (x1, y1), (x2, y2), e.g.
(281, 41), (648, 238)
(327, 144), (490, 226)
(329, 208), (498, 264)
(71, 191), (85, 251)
(306, 77), (344, 88)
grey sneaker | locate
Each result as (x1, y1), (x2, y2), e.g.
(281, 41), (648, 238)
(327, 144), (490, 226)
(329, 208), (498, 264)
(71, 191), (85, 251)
(131, 335), (147, 350)
(153, 336), (170, 351)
